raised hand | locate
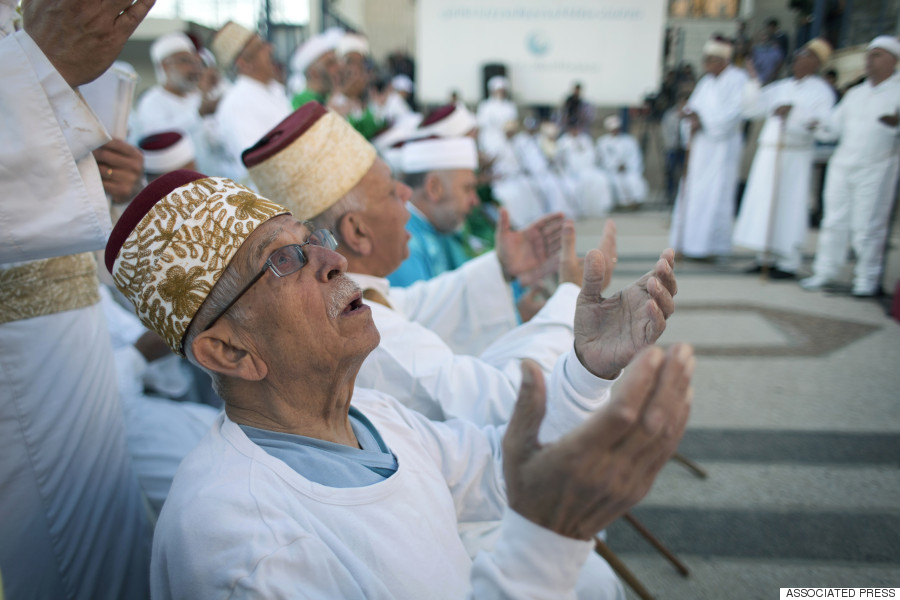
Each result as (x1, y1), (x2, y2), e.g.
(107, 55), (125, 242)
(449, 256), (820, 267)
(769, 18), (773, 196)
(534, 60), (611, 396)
(574, 248), (677, 380)
(22, 0), (156, 88)
(495, 208), (565, 286)
(503, 345), (694, 540)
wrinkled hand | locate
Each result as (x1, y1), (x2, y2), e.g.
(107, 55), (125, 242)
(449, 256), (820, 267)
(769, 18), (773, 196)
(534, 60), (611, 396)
(496, 208), (565, 286)
(574, 248), (677, 380)
(503, 346), (694, 540)
(774, 104), (793, 118)
(878, 110), (900, 127)
(93, 139), (144, 204)
(22, 0), (156, 88)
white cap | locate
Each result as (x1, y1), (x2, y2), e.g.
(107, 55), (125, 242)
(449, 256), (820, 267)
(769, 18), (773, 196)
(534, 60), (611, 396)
(488, 75), (509, 92)
(401, 137), (478, 174)
(868, 35), (900, 59)
(150, 32), (196, 83)
(337, 33), (369, 58)
(138, 131), (196, 174)
(603, 115), (622, 131)
(392, 74), (414, 93)
(291, 29), (342, 75)
(703, 38), (733, 61)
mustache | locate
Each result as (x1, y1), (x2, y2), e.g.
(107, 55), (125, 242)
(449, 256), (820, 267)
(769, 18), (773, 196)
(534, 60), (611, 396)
(328, 275), (361, 319)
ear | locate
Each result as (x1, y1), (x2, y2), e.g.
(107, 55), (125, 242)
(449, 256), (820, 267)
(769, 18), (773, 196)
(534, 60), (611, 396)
(424, 172), (444, 203)
(190, 326), (268, 382)
(337, 210), (373, 256)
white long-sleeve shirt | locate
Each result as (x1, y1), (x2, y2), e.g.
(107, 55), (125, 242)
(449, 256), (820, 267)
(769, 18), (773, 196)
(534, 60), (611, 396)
(151, 350), (611, 599)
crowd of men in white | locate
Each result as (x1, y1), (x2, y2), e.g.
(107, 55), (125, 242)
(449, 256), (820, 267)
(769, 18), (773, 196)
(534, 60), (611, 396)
(0, 0), (897, 596)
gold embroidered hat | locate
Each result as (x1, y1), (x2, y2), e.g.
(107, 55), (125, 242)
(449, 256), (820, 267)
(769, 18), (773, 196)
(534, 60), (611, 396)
(243, 101), (376, 221)
(105, 170), (289, 356)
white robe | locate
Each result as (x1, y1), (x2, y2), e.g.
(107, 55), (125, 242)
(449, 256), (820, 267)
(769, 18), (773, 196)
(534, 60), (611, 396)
(130, 85), (241, 180)
(488, 136), (548, 229)
(810, 73), (900, 291)
(733, 75), (836, 271)
(556, 132), (615, 218)
(215, 74), (292, 184)
(151, 353), (613, 600)
(476, 96), (518, 157)
(670, 65), (749, 257)
(100, 287), (219, 517)
(595, 132), (649, 205)
(512, 131), (577, 218)
(0, 27), (150, 599)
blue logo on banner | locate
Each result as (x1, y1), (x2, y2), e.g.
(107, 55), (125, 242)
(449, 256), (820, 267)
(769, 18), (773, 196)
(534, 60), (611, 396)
(526, 31), (550, 56)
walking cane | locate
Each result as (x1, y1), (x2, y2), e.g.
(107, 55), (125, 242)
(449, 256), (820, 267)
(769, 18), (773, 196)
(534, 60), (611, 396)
(761, 114), (788, 281)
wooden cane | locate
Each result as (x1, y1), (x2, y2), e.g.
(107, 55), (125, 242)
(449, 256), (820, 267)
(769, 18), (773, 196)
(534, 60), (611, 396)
(672, 451), (709, 479)
(761, 116), (788, 282)
(594, 538), (655, 600)
(623, 512), (691, 577)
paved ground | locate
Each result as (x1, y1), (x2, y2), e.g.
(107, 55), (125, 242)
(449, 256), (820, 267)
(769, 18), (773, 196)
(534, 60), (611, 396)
(572, 206), (900, 600)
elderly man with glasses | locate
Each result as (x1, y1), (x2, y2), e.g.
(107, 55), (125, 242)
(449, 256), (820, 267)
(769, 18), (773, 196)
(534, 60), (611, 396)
(106, 167), (693, 599)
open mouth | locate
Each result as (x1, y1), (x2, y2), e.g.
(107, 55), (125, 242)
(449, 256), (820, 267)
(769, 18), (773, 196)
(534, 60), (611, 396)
(342, 293), (365, 315)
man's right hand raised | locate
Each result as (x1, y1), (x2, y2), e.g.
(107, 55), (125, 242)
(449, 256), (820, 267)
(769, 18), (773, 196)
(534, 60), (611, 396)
(503, 346), (694, 540)
(22, 0), (156, 88)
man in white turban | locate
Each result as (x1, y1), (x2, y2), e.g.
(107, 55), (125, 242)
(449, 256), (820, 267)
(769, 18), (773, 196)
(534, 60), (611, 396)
(801, 35), (900, 296)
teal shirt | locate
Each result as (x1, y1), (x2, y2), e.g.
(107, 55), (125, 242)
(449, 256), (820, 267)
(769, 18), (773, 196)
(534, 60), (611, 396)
(388, 209), (471, 287)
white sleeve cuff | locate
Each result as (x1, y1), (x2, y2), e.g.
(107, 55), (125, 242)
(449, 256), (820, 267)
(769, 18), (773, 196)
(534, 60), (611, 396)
(470, 509), (592, 599)
(562, 349), (620, 407)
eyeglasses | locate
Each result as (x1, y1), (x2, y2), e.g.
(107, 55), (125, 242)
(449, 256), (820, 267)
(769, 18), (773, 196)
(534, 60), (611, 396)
(202, 229), (338, 332)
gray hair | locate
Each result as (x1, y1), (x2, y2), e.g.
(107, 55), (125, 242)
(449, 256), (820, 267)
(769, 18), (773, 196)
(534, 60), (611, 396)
(182, 255), (251, 398)
(308, 188), (366, 244)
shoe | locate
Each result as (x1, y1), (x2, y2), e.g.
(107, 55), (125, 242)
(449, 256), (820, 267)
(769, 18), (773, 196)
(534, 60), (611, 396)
(852, 285), (883, 298)
(800, 274), (833, 291)
(743, 263), (764, 274)
(768, 267), (796, 280)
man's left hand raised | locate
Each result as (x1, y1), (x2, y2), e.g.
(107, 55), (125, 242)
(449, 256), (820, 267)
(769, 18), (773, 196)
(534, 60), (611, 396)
(574, 248), (677, 380)
(495, 208), (565, 286)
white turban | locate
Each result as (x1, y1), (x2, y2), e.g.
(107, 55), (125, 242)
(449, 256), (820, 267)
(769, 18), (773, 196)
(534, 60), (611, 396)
(703, 38), (733, 61)
(868, 35), (900, 59)
(291, 29), (342, 76)
(401, 137), (478, 175)
(150, 32), (195, 84)
(488, 76), (509, 92)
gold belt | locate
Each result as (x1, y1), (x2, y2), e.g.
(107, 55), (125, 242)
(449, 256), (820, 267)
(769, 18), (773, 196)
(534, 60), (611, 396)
(0, 253), (100, 324)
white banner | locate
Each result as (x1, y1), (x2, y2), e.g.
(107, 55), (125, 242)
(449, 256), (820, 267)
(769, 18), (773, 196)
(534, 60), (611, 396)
(417, 0), (667, 106)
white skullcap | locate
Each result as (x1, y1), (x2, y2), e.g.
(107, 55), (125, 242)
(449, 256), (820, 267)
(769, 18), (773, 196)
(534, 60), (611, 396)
(392, 74), (414, 93)
(868, 35), (900, 59)
(371, 113), (423, 152)
(150, 32), (196, 83)
(401, 137), (478, 174)
(604, 115), (622, 131)
(703, 38), (733, 61)
(292, 29), (342, 75)
(488, 75), (509, 92)
(338, 33), (369, 58)
(139, 131), (196, 174)
(211, 22), (255, 69)
(151, 32), (195, 65)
